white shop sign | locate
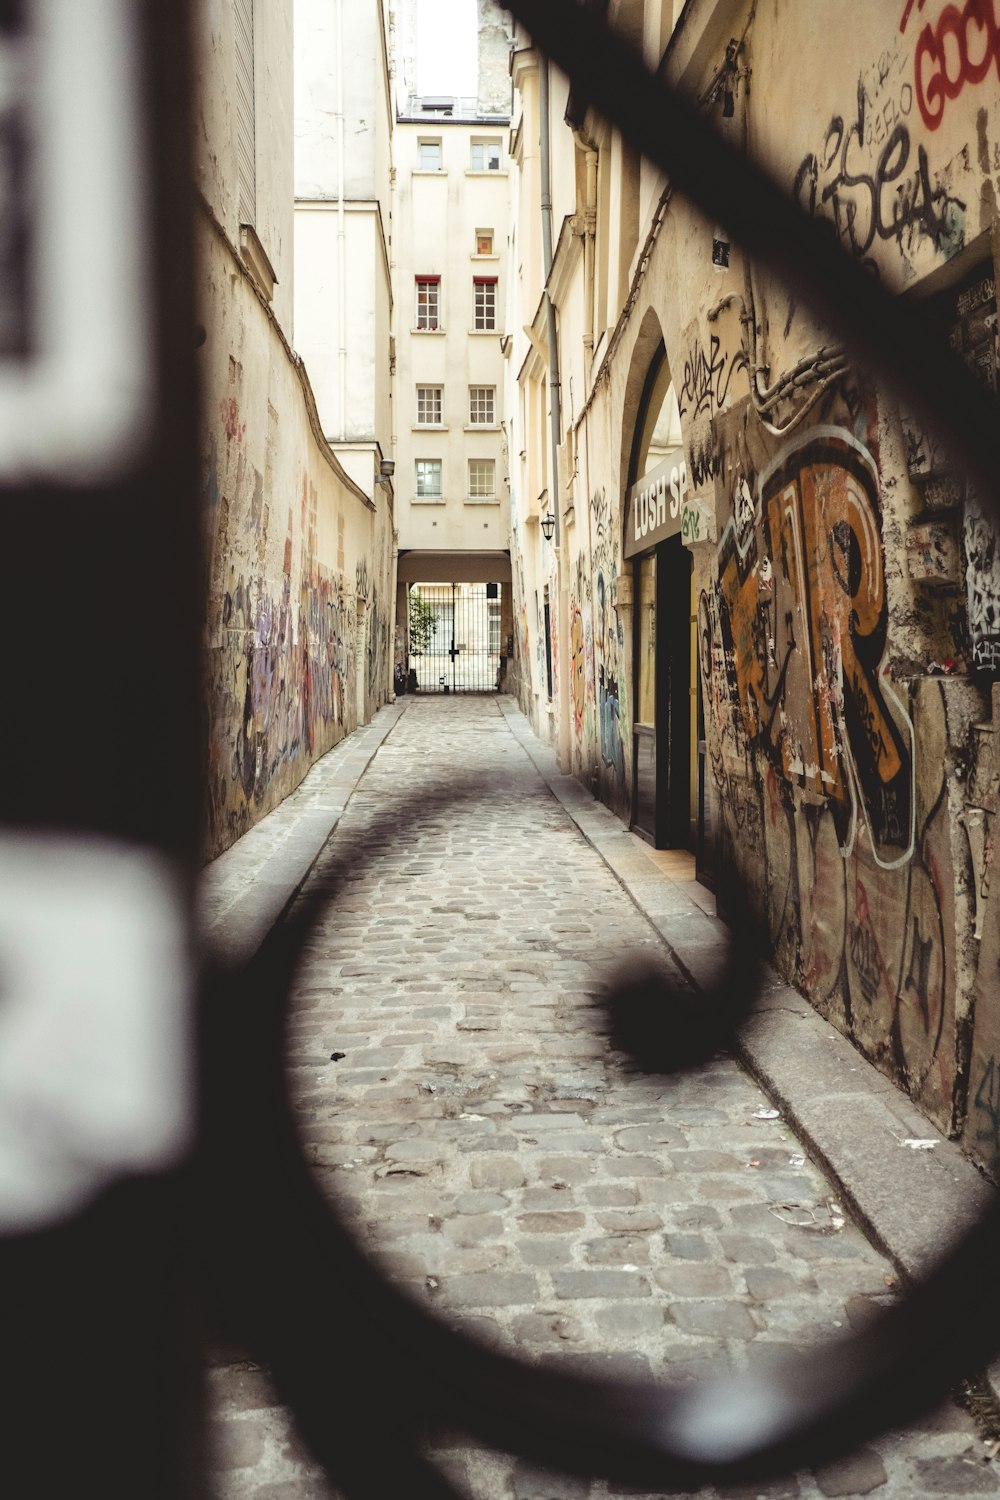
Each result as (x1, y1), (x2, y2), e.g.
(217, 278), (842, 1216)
(624, 448), (687, 558)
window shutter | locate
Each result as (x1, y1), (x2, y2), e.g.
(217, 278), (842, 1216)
(235, 0), (256, 226)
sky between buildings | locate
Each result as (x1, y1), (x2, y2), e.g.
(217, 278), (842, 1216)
(415, 0), (478, 95)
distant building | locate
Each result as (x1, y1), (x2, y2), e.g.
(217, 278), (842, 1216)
(390, 0), (515, 692)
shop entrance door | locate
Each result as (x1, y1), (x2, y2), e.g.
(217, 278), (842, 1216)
(632, 536), (692, 847)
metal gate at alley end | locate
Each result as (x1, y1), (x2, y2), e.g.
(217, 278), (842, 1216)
(408, 580), (504, 693)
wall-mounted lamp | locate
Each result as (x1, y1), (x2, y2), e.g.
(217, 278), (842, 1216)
(376, 458), (395, 492)
(540, 512), (556, 541)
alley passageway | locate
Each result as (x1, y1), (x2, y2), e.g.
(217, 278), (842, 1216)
(208, 696), (1000, 1500)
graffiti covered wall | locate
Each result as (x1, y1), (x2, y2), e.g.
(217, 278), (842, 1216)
(199, 218), (393, 859)
(553, 0), (1000, 1149)
(668, 0), (1000, 1138)
(696, 394), (966, 1122)
(507, 0), (1000, 1157)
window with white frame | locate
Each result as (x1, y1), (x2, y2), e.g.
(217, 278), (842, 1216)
(469, 386), (495, 425)
(415, 459), (442, 498)
(416, 385), (443, 425)
(415, 276), (440, 330)
(473, 277), (497, 331)
(468, 458), (496, 500)
(417, 138), (442, 170)
(470, 138), (502, 171)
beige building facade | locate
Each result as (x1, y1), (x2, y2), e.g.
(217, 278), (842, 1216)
(194, 0), (395, 858)
(506, 0), (1000, 1169)
(391, 2), (516, 690)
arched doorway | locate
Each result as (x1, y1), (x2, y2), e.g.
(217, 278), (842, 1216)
(625, 342), (694, 849)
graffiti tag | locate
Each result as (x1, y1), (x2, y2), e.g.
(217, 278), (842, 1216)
(974, 1054), (1000, 1155)
(793, 85), (965, 267)
(677, 333), (747, 420)
(903, 0), (1000, 131)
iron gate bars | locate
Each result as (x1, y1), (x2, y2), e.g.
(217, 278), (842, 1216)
(0, 2), (202, 1497)
(5, 1), (1000, 1498)
(411, 582), (504, 692)
(199, 2), (1000, 1495)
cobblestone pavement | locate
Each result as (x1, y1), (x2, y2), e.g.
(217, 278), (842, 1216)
(209, 696), (1000, 1500)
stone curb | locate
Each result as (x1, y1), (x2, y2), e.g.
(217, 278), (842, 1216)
(198, 699), (407, 965)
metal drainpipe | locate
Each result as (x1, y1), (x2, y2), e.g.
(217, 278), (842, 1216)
(539, 58), (561, 545)
(539, 56), (572, 771)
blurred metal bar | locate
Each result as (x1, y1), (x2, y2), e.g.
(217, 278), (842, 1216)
(0, 2), (201, 1496)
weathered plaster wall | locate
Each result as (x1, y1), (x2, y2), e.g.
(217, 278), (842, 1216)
(647, 0), (1000, 1143)
(193, 0), (296, 335)
(513, 0), (1000, 1157)
(199, 218), (393, 859)
(394, 118), (509, 554)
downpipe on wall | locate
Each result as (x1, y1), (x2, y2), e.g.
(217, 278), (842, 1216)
(539, 56), (572, 769)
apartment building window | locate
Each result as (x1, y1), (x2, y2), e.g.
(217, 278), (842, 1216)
(415, 459), (443, 499)
(235, 0), (256, 225)
(476, 229), (494, 255)
(468, 458), (496, 500)
(473, 277), (497, 331)
(470, 138), (502, 171)
(469, 386), (495, 425)
(415, 276), (440, 330)
(417, 137), (442, 170)
(416, 385), (443, 425)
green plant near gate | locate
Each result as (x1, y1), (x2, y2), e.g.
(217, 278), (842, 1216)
(408, 589), (438, 655)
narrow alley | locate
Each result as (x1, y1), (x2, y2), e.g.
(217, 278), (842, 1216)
(207, 696), (1000, 1500)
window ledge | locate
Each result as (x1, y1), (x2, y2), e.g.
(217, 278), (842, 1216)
(412, 327), (445, 335)
(413, 168), (447, 176)
(239, 223), (277, 304)
(471, 253), (500, 261)
(464, 423), (500, 432)
(412, 496), (446, 505)
(464, 496), (499, 506)
(465, 169), (508, 177)
(412, 423), (447, 432)
(468, 328), (500, 336)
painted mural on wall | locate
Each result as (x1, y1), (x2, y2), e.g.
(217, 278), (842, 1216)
(699, 396), (957, 1121)
(202, 389), (384, 857)
(590, 484), (628, 806)
(570, 550), (596, 767)
(717, 426), (914, 865)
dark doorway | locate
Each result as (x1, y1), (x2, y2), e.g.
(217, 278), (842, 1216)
(627, 345), (693, 849)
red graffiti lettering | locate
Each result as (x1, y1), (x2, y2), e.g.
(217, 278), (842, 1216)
(908, 0), (1000, 130)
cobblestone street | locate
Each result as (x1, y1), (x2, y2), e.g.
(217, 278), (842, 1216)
(209, 696), (1000, 1500)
